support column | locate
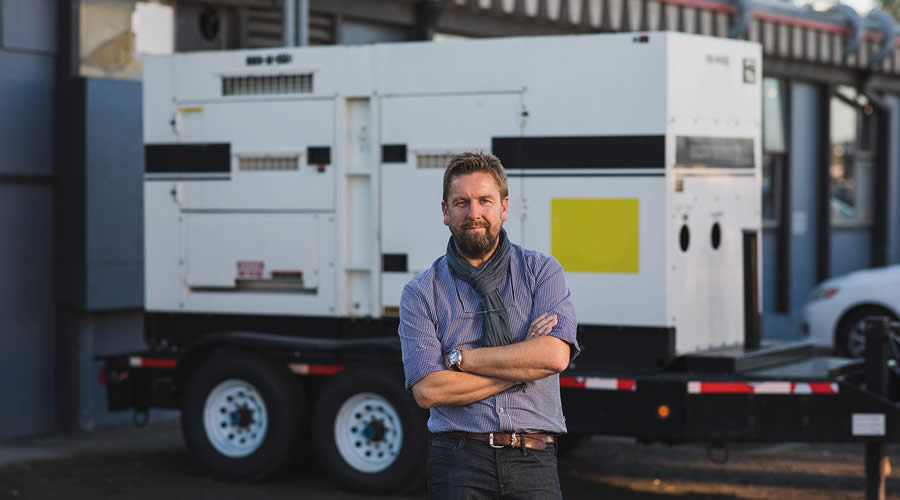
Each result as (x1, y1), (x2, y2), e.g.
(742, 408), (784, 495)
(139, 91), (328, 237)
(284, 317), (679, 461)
(54, 0), (86, 435)
(863, 317), (893, 500)
(865, 442), (889, 500)
(283, 0), (295, 46)
(815, 83), (832, 283)
(872, 103), (890, 268)
(297, 0), (309, 46)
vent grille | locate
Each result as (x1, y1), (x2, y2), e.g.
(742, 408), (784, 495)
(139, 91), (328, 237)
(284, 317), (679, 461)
(416, 153), (460, 169)
(239, 155), (299, 171)
(244, 9), (334, 47)
(223, 74), (313, 96)
(246, 7), (282, 48)
(309, 12), (335, 45)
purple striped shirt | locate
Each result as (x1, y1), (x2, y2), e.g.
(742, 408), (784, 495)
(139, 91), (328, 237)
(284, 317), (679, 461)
(398, 242), (579, 434)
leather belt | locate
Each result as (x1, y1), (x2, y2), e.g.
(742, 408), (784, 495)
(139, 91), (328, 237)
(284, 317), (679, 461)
(441, 432), (556, 451)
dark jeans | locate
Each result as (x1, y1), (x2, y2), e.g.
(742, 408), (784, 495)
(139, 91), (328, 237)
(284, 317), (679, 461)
(428, 434), (563, 500)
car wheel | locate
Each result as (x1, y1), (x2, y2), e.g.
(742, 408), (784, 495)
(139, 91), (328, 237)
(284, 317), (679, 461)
(312, 368), (427, 494)
(836, 307), (897, 358)
(181, 350), (305, 480)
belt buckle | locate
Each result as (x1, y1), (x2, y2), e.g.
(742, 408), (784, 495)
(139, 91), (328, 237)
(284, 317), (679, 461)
(488, 433), (505, 449)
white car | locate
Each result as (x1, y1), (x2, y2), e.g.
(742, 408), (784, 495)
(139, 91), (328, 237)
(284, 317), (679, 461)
(803, 264), (900, 357)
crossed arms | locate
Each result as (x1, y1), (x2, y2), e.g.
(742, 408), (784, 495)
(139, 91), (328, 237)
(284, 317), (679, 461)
(398, 259), (578, 410)
(411, 317), (570, 409)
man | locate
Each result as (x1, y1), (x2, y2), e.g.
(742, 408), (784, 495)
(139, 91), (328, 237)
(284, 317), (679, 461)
(398, 152), (579, 499)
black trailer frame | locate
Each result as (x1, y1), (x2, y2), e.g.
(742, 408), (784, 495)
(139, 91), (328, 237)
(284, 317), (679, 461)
(100, 316), (900, 499)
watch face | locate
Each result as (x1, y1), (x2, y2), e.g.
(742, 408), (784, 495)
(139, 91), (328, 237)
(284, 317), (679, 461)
(449, 350), (461, 365)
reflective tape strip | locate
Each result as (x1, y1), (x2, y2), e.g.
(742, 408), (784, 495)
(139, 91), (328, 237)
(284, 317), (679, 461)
(128, 357), (176, 369)
(559, 376), (636, 391)
(289, 363), (344, 376)
(688, 381), (839, 394)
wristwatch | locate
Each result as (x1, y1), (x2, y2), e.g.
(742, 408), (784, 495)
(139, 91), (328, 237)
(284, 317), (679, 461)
(447, 349), (465, 372)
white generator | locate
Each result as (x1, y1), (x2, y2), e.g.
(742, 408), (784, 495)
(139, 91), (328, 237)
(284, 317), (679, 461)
(143, 32), (762, 363)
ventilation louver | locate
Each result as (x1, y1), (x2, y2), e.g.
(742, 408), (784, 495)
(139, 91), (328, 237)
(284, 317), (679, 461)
(223, 74), (313, 96)
(239, 155), (299, 171)
(416, 153), (461, 169)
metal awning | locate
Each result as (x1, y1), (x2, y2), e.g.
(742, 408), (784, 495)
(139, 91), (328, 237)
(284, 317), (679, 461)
(444, 0), (900, 75)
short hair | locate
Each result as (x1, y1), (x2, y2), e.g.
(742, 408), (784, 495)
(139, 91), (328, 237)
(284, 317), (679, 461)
(442, 152), (509, 203)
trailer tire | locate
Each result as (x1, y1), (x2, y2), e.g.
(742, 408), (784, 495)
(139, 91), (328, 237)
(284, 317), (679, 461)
(181, 350), (305, 481)
(312, 368), (427, 493)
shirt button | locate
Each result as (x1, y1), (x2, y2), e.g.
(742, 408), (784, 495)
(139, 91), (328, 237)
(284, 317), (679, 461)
(498, 408), (504, 413)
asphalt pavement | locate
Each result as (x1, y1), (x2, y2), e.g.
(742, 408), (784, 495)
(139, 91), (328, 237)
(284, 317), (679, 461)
(3, 419), (900, 499)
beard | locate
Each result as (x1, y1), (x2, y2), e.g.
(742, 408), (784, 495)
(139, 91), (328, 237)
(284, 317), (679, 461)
(450, 219), (501, 260)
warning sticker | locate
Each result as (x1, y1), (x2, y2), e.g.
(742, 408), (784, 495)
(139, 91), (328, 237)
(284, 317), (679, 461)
(852, 413), (886, 436)
(237, 261), (264, 279)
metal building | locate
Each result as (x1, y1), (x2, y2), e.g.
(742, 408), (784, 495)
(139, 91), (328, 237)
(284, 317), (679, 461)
(3, 0), (900, 441)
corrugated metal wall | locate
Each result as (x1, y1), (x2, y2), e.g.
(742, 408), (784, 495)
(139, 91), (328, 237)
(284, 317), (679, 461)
(0, 0), (58, 441)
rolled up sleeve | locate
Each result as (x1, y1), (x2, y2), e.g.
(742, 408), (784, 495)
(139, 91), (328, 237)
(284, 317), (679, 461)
(532, 256), (580, 361)
(398, 284), (446, 390)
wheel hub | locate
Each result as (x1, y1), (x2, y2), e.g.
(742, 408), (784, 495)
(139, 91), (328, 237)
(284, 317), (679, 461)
(234, 404), (255, 428)
(363, 418), (387, 442)
(334, 392), (404, 473)
(204, 379), (268, 458)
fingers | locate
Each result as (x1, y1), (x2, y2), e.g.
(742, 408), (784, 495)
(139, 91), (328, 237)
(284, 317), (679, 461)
(528, 313), (558, 337)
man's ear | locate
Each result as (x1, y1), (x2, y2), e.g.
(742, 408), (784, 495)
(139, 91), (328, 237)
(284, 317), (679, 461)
(442, 200), (450, 226)
(501, 196), (509, 223)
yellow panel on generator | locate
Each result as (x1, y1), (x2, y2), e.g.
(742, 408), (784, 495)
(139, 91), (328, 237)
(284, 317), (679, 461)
(551, 198), (639, 274)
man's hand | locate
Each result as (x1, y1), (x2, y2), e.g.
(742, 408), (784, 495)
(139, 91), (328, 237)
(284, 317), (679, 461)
(524, 313), (558, 341)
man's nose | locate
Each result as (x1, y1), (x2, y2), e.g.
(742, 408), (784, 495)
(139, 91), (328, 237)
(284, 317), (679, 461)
(466, 202), (483, 220)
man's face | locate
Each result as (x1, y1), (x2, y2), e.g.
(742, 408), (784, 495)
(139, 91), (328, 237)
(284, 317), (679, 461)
(442, 172), (509, 260)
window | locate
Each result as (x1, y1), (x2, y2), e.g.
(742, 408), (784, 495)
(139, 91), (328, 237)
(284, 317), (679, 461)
(762, 77), (787, 227)
(80, 0), (174, 80)
(830, 86), (873, 226)
(762, 154), (784, 223)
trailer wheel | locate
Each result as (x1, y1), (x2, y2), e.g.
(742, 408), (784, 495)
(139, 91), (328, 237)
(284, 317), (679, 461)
(313, 368), (427, 493)
(182, 351), (305, 481)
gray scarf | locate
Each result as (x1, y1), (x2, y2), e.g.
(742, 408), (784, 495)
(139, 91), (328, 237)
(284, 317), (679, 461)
(446, 228), (513, 347)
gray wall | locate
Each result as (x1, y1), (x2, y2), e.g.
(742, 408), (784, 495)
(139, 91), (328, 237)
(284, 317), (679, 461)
(830, 228), (871, 277)
(0, 0), (57, 441)
(761, 229), (777, 322)
(0, 185), (55, 440)
(85, 78), (144, 311)
(762, 82), (821, 340)
(341, 19), (407, 44)
(786, 83), (822, 336)
(889, 96), (900, 266)
(77, 78), (147, 430)
(0, 1), (147, 440)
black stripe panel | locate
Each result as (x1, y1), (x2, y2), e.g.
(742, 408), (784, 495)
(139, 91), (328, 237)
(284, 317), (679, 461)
(492, 135), (665, 169)
(382, 253), (408, 273)
(145, 143), (231, 174)
(382, 144), (407, 163)
(307, 146), (331, 165)
(0, 173), (55, 185)
(572, 325), (675, 372)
